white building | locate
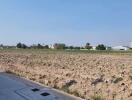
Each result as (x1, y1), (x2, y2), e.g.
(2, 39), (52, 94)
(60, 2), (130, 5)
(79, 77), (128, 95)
(112, 46), (129, 51)
(49, 44), (54, 49)
(92, 46), (96, 50)
(130, 42), (132, 48)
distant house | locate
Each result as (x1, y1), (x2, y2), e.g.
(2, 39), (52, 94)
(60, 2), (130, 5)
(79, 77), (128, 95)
(112, 46), (129, 51)
(130, 42), (132, 49)
(91, 46), (96, 50)
(49, 44), (54, 49)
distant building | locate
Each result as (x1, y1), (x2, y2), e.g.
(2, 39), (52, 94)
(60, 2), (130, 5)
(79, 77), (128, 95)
(112, 46), (129, 51)
(130, 42), (132, 48)
(49, 44), (54, 49)
(92, 46), (96, 50)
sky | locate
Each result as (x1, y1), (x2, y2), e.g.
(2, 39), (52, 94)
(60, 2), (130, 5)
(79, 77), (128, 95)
(0, 0), (132, 46)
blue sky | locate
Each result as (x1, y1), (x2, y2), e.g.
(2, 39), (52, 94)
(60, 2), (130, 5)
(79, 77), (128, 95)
(0, 0), (132, 46)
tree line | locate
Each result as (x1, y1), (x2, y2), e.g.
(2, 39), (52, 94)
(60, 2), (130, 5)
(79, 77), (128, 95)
(15, 42), (107, 50)
(16, 43), (49, 49)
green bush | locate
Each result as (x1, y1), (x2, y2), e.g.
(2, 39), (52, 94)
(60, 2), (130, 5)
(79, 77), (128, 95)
(96, 44), (106, 50)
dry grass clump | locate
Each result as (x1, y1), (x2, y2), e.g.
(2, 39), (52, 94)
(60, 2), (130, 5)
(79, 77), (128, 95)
(113, 77), (123, 84)
(0, 50), (132, 100)
(91, 95), (104, 100)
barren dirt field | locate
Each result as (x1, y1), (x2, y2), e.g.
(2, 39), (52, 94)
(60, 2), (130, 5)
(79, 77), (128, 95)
(0, 50), (132, 100)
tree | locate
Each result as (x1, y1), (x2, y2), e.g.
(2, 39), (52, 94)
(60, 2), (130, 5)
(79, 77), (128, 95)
(69, 46), (74, 49)
(21, 44), (27, 49)
(0, 44), (3, 47)
(96, 44), (106, 50)
(16, 43), (27, 49)
(53, 43), (66, 49)
(74, 46), (80, 50)
(44, 45), (49, 49)
(37, 44), (43, 49)
(86, 43), (90, 46)
(30, 44), (37, 49)
(85, 43), (92, 50)
(17, 43), (22, 48)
